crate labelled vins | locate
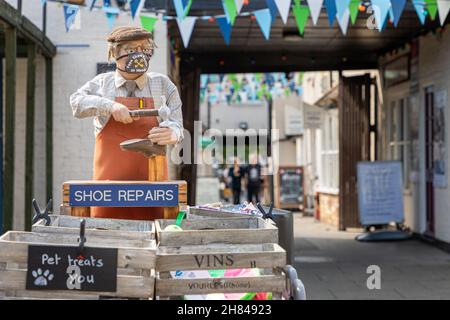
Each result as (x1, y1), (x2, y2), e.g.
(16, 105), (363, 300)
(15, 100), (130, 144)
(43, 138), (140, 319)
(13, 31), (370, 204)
(155, 243), (286, 297)
(0, 231), (156, 300)
(32, 215), (155, 240)
(155, 217), (278, 246)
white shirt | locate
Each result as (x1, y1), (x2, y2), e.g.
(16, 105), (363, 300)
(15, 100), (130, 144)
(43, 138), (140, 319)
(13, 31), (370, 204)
(69, 71), (184, 142)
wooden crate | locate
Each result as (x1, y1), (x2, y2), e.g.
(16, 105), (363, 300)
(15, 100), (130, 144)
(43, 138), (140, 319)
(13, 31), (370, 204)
(188, 206), (239, 219)
(61, 180), (188, 219)
(155, 243), (287, 298)
(0, 231), (156, 300)
(155, 217), (278, 246)
(32, 215), (155, 240)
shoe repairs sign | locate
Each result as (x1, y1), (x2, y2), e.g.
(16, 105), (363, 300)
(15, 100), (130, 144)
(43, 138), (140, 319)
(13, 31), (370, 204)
(69, 183), (179, 207)
(26, 245), (117, 292)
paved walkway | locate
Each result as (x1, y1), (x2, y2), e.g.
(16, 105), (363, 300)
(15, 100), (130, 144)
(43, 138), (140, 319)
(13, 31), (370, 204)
(293, 216), (450, 300)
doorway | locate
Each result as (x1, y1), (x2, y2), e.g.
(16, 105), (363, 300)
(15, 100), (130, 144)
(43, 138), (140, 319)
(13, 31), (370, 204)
(424, 86), (435, 236)
(338, 74), (376, 230)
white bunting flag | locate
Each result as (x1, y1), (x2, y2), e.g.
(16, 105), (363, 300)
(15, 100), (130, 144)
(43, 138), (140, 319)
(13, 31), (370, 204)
(437, 0), (450, 26)
(235, 0), (244, 14)
(274, 0), (292, 24)
(336, 8), (350, 35)
(307, 0), (324, 25)
(177, 16), (197, 48)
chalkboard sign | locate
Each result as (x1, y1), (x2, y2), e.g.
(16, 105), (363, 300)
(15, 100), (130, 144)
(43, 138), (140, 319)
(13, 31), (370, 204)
(277, 166), (304, 209)
(26, 245), (117, 292)
(357, 161), (404, 225)
(69, 183), (179, 207)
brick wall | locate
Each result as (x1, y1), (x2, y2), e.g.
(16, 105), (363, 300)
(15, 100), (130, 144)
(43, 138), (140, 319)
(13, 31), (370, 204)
(318, 193), (339, 228)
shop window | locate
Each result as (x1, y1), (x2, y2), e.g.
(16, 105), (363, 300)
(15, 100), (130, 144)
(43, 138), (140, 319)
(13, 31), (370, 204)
(320, 109), (339, 192)
(388, 98), (410, 187)
(382, 55), (410, 88)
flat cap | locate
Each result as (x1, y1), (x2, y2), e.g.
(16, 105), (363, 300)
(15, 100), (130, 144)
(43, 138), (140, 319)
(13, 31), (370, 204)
(107, 26), (153, 43)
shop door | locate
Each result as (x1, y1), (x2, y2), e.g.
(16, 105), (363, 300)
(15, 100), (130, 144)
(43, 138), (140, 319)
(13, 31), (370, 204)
(338, 74), (372, 230)
(425, 86), (435, 235)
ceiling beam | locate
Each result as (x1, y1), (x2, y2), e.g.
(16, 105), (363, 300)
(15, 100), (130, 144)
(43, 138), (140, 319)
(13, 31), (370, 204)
(0, 0), (56, 58)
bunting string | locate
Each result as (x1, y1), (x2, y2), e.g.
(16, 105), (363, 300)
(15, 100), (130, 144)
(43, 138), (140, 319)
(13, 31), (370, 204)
(42, 0), (450, 47)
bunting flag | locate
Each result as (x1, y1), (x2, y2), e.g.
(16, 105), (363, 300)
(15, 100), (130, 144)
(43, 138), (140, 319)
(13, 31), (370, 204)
(53, 0), (447, 42)
(324, 0), (337, 26)
(177, 16), (197, 48)
(413, 0), (427, 25)
(217, 16), (232, 45)
(88, 0), (97, 11)
(223, 0), (238, 25)
(371, 0), (391, 31)
(254, 9), (272, 40)
(103, 6), (120, 30)
(235, 0), (244, 14)
(336, 0), (351, 21)
(307, 0), (323, 25)
(293, 4), (310, 36)
(173, 0), (193, 20)
(337, 8), (350, 35)
(275, 0), (292, 24)
(349, 0), (360, 24)
(437, 0), (450, 25)
(266, 0), (279, 24)
(425, 0), (438, 20)
(130, 0), (143, 20)
(63, 4), (79, 32)
(389, 0), (406, 27)
(140, 15), (158, 32)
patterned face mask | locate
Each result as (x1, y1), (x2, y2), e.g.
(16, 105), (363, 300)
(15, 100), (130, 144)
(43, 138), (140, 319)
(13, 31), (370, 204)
(116, 52), (151, 74)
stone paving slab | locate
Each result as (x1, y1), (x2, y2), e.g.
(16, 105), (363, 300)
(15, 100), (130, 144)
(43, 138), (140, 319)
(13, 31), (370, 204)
(294, 216), (450, 300)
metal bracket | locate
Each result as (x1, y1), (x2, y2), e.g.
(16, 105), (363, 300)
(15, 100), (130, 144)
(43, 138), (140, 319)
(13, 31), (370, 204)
(256, 202), (275, 221)
(77, 219), (86, 257)
(31, 198), (52, 226)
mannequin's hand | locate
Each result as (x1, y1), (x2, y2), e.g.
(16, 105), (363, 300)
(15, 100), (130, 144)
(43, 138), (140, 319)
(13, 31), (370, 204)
(111, 103), (133, 124)
(148, 127), (177, 145)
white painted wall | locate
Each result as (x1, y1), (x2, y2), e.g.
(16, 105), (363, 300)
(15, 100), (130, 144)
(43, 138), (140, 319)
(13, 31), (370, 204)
(419, 31), (450, 243)
(7, 1), (169, 218)
(381, 29), (450, 243)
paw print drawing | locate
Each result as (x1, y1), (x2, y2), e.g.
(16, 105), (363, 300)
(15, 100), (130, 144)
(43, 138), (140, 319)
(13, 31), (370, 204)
(32, 268), (54, 286)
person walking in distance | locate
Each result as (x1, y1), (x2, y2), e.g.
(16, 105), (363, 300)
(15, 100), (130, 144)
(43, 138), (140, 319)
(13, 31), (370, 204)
(246, 155), (262, 204)
(228, 158), (244, 205)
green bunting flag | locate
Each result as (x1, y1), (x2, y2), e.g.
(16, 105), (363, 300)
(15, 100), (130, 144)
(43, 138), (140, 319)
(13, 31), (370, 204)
(349, 0), (360, 24)
(229, 74), (241, 91)
(140, 15), (158, 32)
(184, 0), (193, 18)
(293, 4), (310, 35)
(425, 0), (438, 20)
(223, 0), (238, 25)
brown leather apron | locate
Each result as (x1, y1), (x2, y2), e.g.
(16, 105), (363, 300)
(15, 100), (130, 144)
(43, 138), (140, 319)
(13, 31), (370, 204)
(91, 97), (168, 220)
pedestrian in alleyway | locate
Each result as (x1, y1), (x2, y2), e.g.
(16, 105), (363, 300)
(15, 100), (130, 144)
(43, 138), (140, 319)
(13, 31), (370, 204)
(228, 158), (245, 204)
(245, 155), (262, 204)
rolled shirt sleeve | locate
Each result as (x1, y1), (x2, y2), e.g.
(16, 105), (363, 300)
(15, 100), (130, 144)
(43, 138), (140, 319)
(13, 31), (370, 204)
(70, 74), (116, 118)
